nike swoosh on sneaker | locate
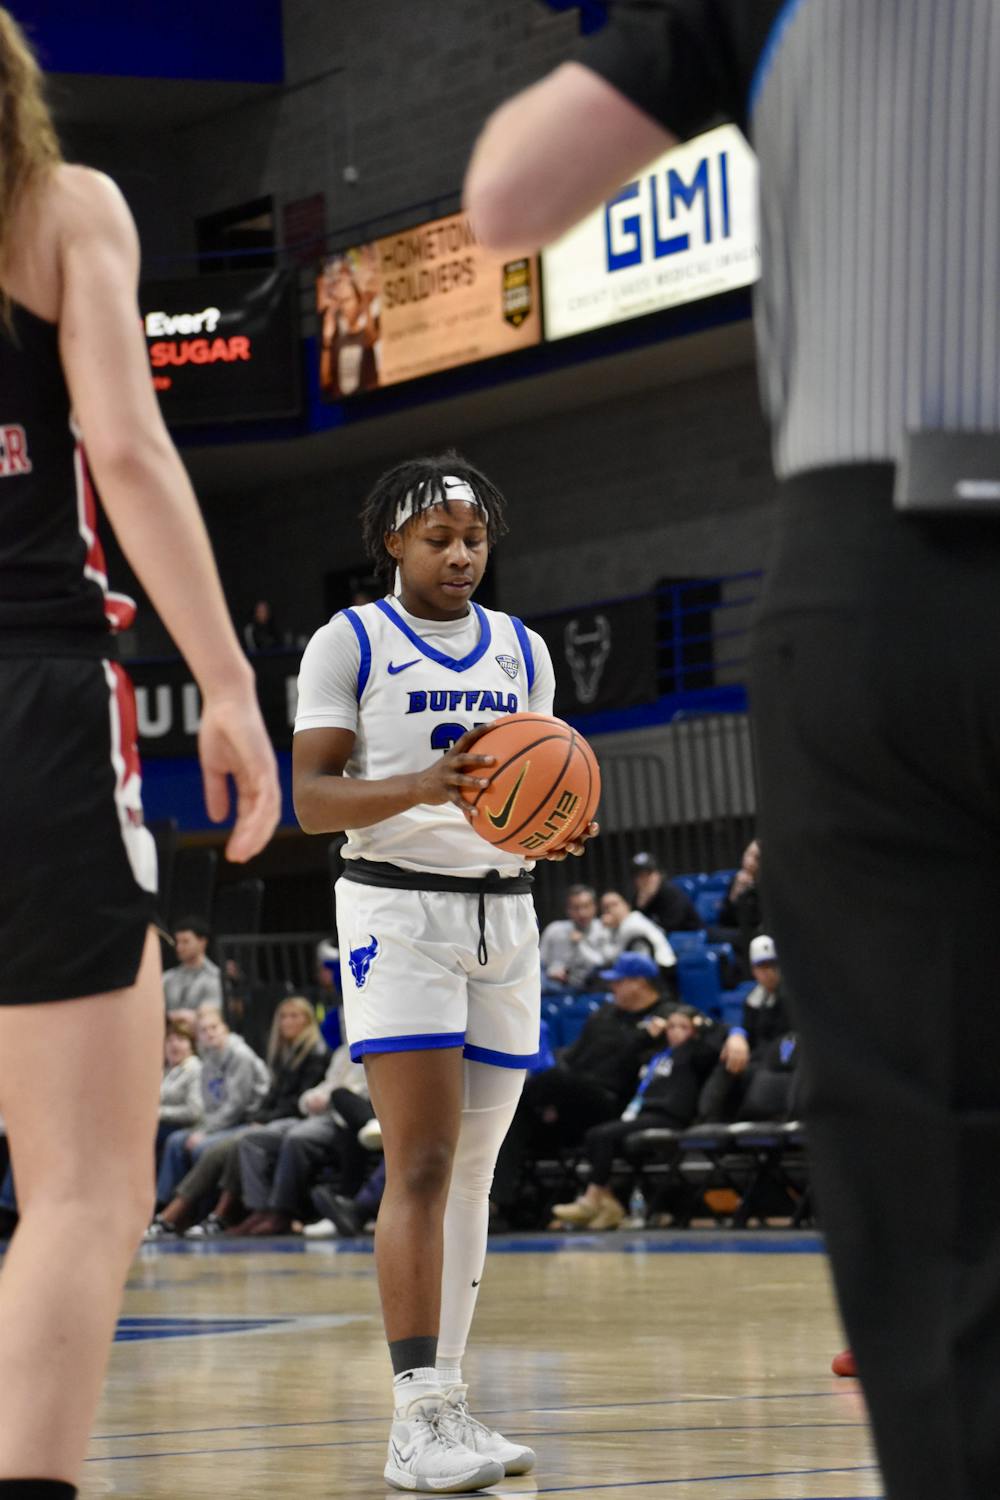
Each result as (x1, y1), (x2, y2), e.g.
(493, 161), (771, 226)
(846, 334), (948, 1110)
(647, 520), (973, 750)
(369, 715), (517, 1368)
(486, 764), (529, 830)
(387, 658), (421, 675)
(391, 1439), (417, 1465)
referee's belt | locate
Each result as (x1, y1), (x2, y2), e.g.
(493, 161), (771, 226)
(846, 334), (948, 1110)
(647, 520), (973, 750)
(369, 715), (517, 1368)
(341, 858), (533, 966)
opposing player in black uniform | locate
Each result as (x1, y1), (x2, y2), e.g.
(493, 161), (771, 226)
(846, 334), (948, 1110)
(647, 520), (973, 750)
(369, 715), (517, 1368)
(0, 13), (280, 1496)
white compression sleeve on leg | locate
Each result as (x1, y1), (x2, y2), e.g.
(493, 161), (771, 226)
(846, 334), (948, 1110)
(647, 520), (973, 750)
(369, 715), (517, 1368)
(437, 1060), (525, 1364)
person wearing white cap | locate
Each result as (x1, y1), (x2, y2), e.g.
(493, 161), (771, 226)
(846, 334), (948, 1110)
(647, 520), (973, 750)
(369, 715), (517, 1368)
(698, 935), (792, 1124)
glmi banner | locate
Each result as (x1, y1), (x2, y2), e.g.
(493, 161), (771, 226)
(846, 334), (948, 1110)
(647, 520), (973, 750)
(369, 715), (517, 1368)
(541, 125), (759, 341)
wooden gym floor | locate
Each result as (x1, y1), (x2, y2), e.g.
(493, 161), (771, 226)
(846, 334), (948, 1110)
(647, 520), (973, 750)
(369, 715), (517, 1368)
(64, 1230), (879, 1497)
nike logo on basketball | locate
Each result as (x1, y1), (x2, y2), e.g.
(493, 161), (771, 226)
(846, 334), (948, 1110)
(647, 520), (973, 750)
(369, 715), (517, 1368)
(388, 658), (421, 675)
(486, 764), (529, 830)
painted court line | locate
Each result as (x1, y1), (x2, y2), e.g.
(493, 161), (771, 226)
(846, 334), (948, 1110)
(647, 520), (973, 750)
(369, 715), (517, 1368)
(91, 1387), (859, 1443)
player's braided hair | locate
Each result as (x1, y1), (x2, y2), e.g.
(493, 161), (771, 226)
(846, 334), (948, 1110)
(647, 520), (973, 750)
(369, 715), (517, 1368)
(360, 451), (509, 591)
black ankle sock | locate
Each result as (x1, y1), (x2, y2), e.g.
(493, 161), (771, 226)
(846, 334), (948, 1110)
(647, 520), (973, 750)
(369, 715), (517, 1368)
(389, 1335), (438, 1376)
(0, 1484), (77, 1498)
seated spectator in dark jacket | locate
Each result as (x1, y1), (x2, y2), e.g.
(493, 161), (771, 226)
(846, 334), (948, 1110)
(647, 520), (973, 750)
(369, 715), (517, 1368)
(631, 852), (702, 933)
(147, 998), (327, 1239)
(699, 935), (793, 1122)
(491, 953), (669, 1219)
(539, 884), (608, 993)
(712, 839), (763, 973)
(551, 1004), (724, 1229)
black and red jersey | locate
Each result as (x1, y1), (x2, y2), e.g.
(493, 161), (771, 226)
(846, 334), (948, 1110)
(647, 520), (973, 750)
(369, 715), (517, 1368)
(0, 300), (129, 656)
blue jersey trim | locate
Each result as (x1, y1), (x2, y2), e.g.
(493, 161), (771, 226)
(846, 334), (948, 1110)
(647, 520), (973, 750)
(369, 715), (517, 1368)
(748, 0), (808, 118)
(374, 597), (493, 673)
(349, 1031), (466, 1061)
(341, 608), (372, 702)
(510, 616), (535, 694)
(463, 1041), (539, 1070)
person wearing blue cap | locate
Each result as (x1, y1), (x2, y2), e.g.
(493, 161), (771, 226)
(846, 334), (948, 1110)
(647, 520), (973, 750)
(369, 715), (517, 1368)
(490, 949), (670, 1224)
(552, 1001), (722, 1230)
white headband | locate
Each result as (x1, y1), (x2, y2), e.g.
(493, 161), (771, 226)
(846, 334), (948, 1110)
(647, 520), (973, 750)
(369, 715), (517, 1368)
(392, 474), (487, 532)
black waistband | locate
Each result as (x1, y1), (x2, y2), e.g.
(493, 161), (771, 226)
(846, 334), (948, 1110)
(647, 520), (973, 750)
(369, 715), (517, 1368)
(342, 857), (533, 896)
(0, 627), (120, 660)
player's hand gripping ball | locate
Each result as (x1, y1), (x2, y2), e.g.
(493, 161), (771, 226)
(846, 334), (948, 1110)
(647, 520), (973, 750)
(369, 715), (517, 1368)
(459, 712), (600, 858)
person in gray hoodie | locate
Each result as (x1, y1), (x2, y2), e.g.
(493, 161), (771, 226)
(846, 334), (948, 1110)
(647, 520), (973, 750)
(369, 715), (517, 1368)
(155, 1008), (268, 1206)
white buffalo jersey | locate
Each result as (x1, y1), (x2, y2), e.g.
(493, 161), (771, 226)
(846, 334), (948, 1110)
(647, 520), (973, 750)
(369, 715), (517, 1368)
(295, 594), (556, 876)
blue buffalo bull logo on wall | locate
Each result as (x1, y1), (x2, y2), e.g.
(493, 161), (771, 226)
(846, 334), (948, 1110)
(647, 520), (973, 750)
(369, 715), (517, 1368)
(349, 935), (380, 989)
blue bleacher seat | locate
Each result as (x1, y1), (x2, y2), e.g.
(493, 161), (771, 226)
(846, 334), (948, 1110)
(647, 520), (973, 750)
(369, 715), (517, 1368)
(706, 940), (736, 981)
(530, 1018), (556, 1072)
(671, 875), (701, 897)
(541, 997), (564, 1049)
(676, 950), (722, 1015)
(559, 993), (604, 1045)
(708, 869), (738, 890)
(694, 888), (726, 925)
(668, 930), (707, 957)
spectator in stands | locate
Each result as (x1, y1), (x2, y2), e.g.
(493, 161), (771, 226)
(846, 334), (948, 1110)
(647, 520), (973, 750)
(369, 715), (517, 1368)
(148, 998), (328, 1239)
(307, 1157), (387, 1239)
(698, 935), (793, 1122)
(222, 1022), (369, 1238)
(539, 884), (607, 993)
(552, 1004), (724, 1229)
(491, 952), (669, 1222)
(152, 1007), (269, 1215)
(156, 1018), (203, 1162)
(630, 852), (702, 933)
(713, 839), (763, 968)
(163, 915), (223, 1020)
(243, 598), (283, 653)
(599, 889), (677, 989)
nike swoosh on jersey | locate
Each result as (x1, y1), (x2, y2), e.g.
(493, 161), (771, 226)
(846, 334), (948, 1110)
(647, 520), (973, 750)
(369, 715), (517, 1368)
(486, 764), (529, 830)
(387, 658), (422, 675)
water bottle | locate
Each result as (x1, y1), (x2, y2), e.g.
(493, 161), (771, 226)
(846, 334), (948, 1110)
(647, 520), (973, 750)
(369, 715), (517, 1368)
(628, 1183), (647, 1226)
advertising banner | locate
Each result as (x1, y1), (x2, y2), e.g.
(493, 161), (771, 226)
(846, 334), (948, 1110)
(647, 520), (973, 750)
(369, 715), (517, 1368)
(541, 125), (759, 341)
(316, 213), (541, 397)
(526, 596), (659, 718)
(131, 652), (300, 758)
(140, 269), (301, 425)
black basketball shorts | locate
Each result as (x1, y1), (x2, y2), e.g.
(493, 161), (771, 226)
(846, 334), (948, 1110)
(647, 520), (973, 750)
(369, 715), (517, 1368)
(0, 656), (158, 1005)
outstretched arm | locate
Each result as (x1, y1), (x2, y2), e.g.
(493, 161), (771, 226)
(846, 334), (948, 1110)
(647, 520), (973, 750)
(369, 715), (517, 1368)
(464, 61), (673, 255)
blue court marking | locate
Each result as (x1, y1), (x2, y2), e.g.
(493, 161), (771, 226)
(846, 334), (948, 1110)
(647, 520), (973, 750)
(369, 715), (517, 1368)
(136, 1229), (824, 1256)
(114, 1315), (292, 1343)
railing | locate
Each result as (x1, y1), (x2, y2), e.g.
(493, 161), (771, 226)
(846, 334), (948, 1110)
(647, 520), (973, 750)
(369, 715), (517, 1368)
(656, 571), (762, 696)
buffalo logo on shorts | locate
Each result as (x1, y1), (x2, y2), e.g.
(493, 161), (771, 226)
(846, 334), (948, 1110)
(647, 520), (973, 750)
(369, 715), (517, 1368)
(495, 654), (519, 680)
(348, 934), (380, 989)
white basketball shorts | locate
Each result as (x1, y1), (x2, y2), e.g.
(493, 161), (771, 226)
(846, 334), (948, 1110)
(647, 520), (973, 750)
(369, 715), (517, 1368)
(334, 877), (541, 1067)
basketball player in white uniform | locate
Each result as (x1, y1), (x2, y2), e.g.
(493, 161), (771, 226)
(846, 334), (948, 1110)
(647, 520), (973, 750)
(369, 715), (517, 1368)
(293, 454), (594, 1492)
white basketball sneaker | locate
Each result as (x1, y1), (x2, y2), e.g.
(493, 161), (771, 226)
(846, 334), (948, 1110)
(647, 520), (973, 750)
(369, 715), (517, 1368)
(438, 1384), (536, 1476)
(384, 1390), (505, 1493)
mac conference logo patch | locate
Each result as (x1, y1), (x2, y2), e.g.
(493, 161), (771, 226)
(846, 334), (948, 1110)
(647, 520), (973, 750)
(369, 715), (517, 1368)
(495, 654), (519, 680)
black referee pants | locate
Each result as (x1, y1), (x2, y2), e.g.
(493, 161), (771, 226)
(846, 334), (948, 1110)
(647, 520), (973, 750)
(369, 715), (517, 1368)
(750, 465), (1000, 1500)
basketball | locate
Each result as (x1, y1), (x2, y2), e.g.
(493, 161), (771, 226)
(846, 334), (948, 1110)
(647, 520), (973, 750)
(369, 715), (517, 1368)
(460, 711), (600, 857)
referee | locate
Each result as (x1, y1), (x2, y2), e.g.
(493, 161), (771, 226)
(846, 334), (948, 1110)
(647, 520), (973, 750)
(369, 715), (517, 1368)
(464, 5), (1000, 1497)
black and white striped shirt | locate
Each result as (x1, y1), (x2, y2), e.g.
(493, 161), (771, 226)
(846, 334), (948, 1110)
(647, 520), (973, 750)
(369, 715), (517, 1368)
(582, 1), (1000, 477)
